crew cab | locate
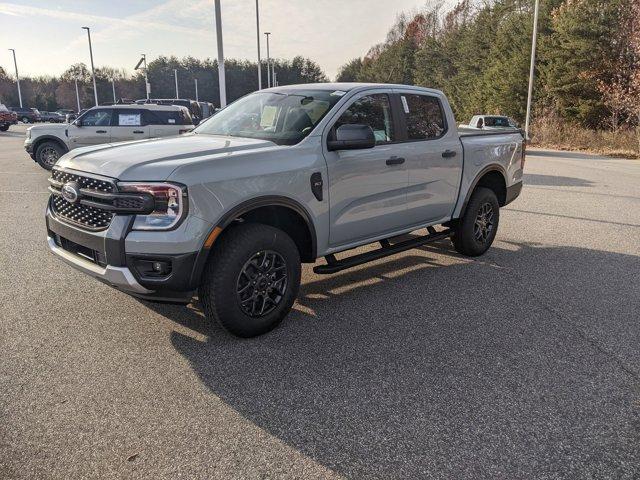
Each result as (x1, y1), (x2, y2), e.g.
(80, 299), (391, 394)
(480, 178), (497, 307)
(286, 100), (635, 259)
(45, 83), (524, 337)
(26, 104), (194, 170)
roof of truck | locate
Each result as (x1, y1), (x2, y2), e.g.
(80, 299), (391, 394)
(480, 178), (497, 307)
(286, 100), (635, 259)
(267, 82), (443, 95)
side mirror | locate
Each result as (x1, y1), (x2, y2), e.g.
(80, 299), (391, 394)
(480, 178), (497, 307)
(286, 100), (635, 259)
(327, 124), (376, 151)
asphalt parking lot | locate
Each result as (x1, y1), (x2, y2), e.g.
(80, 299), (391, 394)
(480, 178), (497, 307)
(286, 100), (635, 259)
(1, 123), (639, 479)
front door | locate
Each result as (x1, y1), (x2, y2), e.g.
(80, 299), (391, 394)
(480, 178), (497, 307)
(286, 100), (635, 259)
(112, 109), (149, 142)
(69, 108), (113, 147)
(323, 92), (408, 247)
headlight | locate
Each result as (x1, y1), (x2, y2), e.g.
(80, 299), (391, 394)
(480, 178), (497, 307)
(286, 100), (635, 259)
(117, 182), (187, 230)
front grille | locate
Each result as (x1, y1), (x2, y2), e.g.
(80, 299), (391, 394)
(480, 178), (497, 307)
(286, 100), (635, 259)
(50, 168), (116, 231)
(51, 169), (114, 193)
(51, 195), (114, 230)
(114, 197), (145, 210)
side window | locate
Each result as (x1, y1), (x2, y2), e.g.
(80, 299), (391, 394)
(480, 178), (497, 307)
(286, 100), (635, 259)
(81, 109), (112, 127)
(334, 94), (394, 144)
(402, 94), (446, 140)
(115, 110), (142, 127)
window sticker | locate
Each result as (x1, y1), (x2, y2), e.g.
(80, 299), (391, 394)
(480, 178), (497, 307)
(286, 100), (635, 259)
(400, 96), (410, 114)
(168, 118), (176, 124)
(119, 113), (141, 126)
(330, 90), (347, 96)
(260, 105), (278, 127)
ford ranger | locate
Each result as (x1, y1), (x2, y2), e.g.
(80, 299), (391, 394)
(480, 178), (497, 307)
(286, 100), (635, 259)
(45, 83), (524, 337)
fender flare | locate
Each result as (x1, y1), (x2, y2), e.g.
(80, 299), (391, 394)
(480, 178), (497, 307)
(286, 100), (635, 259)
(458, 164), (507, 218)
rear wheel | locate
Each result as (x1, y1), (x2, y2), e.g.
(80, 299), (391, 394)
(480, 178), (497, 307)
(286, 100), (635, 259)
(0, 124), (9, 131)
(199, 223), (301, 338)
(35, 141), (65, 170)
(452, 186), (500, 257)
(21, 117), (30, 123)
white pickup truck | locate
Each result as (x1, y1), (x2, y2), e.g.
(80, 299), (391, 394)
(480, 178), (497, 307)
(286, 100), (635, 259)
(46, 83), (524, 337)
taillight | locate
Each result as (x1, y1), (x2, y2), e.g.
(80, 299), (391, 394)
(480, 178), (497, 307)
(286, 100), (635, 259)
(521, 140), (526, 170)
(117, 182), (187, 230)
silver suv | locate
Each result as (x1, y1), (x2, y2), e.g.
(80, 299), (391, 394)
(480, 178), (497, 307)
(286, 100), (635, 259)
(26, 104), (194, 170)
(45, 83), (524, 337)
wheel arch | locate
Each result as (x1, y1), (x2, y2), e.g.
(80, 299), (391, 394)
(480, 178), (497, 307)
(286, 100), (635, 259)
(459, 166), (507, 218)
(32, 136), (69, 161)
(189, 196), (318, 290)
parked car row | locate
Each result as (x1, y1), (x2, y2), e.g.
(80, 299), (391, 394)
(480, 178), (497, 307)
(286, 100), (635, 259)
(25, 103), (195, 169)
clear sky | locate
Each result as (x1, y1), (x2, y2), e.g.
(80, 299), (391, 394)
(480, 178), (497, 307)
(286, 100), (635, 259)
(0, 0), (450, 80)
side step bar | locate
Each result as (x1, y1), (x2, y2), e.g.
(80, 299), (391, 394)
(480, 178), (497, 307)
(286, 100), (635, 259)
(313, 228), (453, 275)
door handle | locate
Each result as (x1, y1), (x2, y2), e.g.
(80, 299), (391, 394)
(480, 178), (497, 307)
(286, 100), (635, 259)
(96, 130), (107, 134)
(133, 130), (144, 134)
(442, 150), (457, 158)
(386, 156), (405, 166)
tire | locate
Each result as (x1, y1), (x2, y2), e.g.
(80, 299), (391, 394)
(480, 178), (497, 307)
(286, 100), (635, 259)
(35, 141), (65, 170)
(0, 124), (8, 131)
(21, 117), (30, 123)
(452, 186), (500, 257)
(199, 223), (301, 338)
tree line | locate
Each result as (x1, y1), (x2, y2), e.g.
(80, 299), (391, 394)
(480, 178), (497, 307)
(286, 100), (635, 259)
(336, 0), (640, 133)
(0, 55), (328, 111)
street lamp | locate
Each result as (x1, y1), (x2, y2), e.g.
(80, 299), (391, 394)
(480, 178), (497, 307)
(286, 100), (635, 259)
(194, 78), (199, 102)
(111, 77), (116, 103)
(8, 49), (22, 108)
(81, 27), (99, 106)
(174, 69), (179, 99)
(256, 0), (262, 90)
(214, 0), (227, 107)
(524, 0), (540, 141)
(135, 54), (150, 100)
(74, 78), (81, 112)
(264, 32), (271, 88)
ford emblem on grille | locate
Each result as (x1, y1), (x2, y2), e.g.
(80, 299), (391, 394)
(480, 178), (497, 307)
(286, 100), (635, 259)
(61, 182), (80, 204)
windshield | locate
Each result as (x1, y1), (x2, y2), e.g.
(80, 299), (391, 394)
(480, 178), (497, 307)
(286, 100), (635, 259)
(194, 90), (343, 145)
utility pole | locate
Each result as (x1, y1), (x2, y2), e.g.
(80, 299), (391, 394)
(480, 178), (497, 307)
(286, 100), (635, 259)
(8, 49), (22, 107)
(74, 78), (81, 112)
(272, 63), (276, 86)
(111, 78), (116, 103)
(195, 78), (199, 102)
(265, 32), (271, 88)
(174, 69), (179, 99)
(524, 0), (540, 141)
(81, 27), (99, 106)
(256, 0), (262, 90)
(214, 0), (227, 107)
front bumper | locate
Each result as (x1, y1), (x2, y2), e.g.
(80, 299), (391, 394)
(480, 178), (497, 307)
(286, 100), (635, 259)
(46, 201), (211, 302)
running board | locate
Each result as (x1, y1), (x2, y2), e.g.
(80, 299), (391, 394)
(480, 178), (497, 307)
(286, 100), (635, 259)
(313, 228), (452, 275)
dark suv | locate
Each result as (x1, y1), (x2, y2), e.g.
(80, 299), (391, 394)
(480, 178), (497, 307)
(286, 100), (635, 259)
(136, 98), (202, 125)
(11, 107), (42, 123)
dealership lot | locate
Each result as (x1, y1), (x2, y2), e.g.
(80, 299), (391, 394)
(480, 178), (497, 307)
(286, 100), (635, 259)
(1, 124), (639, 479)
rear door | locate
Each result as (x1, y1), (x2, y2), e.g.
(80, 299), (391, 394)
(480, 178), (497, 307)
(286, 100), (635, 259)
(323, 90), (409, 247)
(392, 90), (463, 225)
(68, 108), (113, 147)
(112, 109), (149, 142)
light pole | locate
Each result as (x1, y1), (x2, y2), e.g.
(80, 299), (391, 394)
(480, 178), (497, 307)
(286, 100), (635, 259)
(111, 78), (116, 103)
(264, 32), (271, 88)
(74, 78), (81, 112)
(174, 69), (179, 99)
(81, 27), (99, 106)
(8, 49), (22, 107)
(194, 78), (199, 102)
(142, 54), (150, 100)
(256, 0), (262, 90)
(524, 0), (540, 141)
(214, 0), (227, 107)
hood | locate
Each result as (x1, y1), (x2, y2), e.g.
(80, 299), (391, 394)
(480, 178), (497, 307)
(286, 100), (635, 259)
(30, 123), (67, 133)
(56, 134), (277, 181)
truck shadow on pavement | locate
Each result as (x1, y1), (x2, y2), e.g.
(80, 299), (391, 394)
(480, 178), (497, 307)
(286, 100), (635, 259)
(149, 241), (640, 478)
(522, 173), (595, 187)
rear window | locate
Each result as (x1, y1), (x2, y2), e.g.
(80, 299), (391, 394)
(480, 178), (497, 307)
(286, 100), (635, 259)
(401, 94), (446, 140)
(144, 109), (193, 126)
(485, 117), (510, 127)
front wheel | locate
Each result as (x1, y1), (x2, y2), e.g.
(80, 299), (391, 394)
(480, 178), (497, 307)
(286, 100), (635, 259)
(0, 124), (9, 131)
(35, 141), (65, 170)
(452, 186), (500, 257)
(21, 117), (30, 124)
(199, 223), (301, 338)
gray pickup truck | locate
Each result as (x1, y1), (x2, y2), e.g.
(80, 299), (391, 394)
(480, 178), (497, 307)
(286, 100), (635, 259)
(46, 83), (524, 337)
